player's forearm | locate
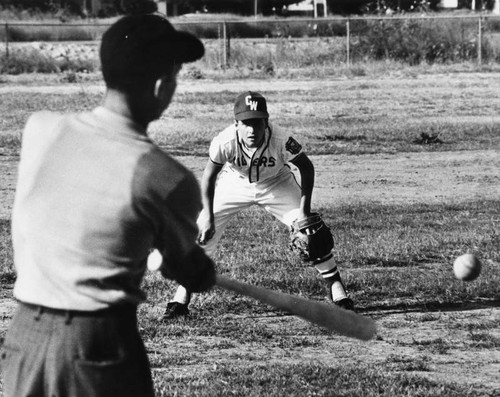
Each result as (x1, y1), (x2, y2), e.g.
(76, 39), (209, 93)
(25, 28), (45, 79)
(300, 195), (312, 214)
(294, 155), (315, 215)
(299, 182), (313, 215)
(201, 183), (216, 219)
(200, 164), (221, 218)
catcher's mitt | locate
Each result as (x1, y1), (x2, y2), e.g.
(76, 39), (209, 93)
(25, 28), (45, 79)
(289, 213), (334, 263)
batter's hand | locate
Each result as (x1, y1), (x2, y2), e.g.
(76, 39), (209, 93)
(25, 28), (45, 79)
(160, 246), (216, 292)
(197, 212), (215, 245)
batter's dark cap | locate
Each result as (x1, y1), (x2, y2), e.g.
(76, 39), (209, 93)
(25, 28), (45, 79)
(100, 13), (204, 85)
(234, 91), (269, 121)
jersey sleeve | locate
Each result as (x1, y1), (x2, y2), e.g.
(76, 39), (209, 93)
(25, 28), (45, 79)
(132, 150), (215, 291)
(208, 128), (234, 165)
(275, 124), (303, 163)
(208, 137), (226, 165)
(156, 173), (215, 291)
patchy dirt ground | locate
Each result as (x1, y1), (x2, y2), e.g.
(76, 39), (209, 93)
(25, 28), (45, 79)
(1, 148), (499, 392)
(0, 74), (499, 393)
(2, 149), (499, 220)
(156, 150), (500, 393)
(141, 303), (500, 393)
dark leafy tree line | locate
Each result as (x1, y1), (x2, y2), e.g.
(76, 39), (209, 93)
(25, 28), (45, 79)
(0, 0), (490, 17)
(353, 0), (494, 13)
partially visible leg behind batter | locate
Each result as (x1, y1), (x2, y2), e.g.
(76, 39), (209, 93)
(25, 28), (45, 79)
(164, 170), (255, 319)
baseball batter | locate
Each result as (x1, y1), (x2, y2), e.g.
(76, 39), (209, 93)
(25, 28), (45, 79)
(164, 91), (354, 318)
(2, 12), (214, 396)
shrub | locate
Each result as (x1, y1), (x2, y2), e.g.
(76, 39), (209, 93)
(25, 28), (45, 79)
(176, 19), (347, 40)
(2, 23), (107, 42)
(0, 47), (59, 73)
(485, 17), (500, 33)
(225, 37), (346, 70)
(229, 21), (275, 38)
(351, 18), (483, 64)
(174, 22), (222, 40)
(0, 45), (99, 74)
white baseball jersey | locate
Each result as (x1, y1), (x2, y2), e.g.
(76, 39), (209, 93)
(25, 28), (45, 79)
(198, 121), (306, 257)
(209, 121), (303, 183)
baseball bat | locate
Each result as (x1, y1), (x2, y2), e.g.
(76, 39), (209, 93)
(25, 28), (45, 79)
(216, 274), (377, 341)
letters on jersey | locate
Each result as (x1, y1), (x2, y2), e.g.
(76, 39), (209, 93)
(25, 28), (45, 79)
(236, 156), (276, 168)
(209, 122), (303, 184)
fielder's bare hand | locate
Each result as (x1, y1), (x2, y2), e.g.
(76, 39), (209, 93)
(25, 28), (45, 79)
(197, 211), (215, 245)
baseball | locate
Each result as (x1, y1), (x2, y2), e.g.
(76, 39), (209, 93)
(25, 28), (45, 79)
(453, 253), (481, 281)
(147, 249), (163, 271)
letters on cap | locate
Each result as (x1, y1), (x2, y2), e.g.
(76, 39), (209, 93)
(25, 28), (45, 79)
(234, 91), (269, 121)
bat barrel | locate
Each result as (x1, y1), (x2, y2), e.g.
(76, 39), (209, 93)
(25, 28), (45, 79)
(216, 275), (377, 341)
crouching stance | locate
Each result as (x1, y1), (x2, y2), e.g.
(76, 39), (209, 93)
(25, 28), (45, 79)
(165, 91), (354, 319)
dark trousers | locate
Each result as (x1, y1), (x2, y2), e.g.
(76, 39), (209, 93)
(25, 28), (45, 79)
(1, 302), (155, 397)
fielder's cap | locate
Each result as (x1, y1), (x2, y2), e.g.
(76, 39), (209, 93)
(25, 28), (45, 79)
(100, 13), (204, 84)
(234, 91), (269, 121)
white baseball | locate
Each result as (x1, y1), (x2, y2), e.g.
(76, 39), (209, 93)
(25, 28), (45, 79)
(147, 249), (163, 271)
(453, 253), (481, 281)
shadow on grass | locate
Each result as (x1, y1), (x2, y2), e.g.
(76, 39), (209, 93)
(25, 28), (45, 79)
(0, 272), (16, 285)
(237, 299), (500, 322)
(351, 256), (446, 268)
(359, 298), (500, 315)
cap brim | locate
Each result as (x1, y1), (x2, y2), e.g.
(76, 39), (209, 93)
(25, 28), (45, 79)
(235, 111), (269, 120)
(169, 30), (204, 63)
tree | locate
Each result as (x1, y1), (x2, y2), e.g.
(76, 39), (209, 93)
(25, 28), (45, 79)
(327, 0), (368, 14)
(0, 0), (89, 14)
(178, 0), (303, 15)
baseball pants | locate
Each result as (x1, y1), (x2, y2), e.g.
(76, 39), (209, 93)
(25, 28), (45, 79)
(172, 168), (339, 304)
(201, 168), (303, 256)
(1, 302), (154, 397)
(204, 169), (340, 275)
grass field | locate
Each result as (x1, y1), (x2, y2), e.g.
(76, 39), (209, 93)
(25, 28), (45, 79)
(0, 68), (499, 395)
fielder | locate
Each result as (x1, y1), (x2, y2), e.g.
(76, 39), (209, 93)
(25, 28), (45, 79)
(164, 91), (354, 319)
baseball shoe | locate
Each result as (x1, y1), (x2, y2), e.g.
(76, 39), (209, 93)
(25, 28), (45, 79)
(163, 302), (189, 320)
(334, 298), (355, 312)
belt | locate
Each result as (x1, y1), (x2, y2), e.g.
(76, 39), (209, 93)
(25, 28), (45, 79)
(18, 301), (137, 318)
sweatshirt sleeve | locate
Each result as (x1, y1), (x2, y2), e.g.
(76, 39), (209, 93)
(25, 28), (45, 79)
(132, 148), (215, 292)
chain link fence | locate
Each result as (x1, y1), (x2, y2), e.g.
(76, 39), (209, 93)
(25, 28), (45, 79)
(1, 15), (499, 72)
(206, 15), (500, 67)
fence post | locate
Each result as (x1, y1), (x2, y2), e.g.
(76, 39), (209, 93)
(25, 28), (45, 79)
(223, 21), (230, 68)
(5, 23), (8, 59)
(346, 19), (350, 66)
(477, 16), (482, 65)
(218, 22), (223, 68)
(226, 22), (231, 66)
